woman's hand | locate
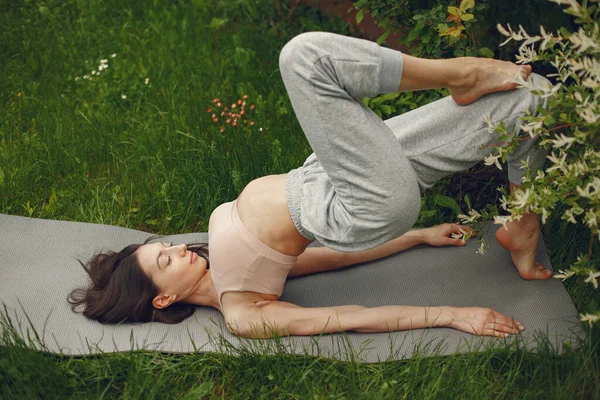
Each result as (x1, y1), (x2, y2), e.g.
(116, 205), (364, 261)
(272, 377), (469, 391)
(448, 307), (525, 338)
(422, 223), (475, 247)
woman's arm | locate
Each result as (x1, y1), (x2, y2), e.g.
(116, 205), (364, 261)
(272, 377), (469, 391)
(225, 300), (523, 339)
(341, 223), (472, 268)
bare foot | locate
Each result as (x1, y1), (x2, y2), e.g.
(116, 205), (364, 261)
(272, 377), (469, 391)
(495, 212), (553, 280)
(449, 58), (533, 105)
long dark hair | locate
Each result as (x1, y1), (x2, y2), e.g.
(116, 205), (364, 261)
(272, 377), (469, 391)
(68, 236), (210, 324)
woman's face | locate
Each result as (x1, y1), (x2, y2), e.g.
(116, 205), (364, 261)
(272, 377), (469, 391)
(136, 242), (207, 307)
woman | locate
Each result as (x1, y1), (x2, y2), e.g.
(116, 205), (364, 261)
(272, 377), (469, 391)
(70, 32), (554, 339)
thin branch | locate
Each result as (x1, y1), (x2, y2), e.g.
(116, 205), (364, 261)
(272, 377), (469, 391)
(287, 0), (301, 24)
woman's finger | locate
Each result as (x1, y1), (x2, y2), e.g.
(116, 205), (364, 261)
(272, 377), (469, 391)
(484, 321), (521, 334)
(480, 328), (510, 338)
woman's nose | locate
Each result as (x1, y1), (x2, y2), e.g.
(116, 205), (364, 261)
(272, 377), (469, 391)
(174, 243), (187, 254)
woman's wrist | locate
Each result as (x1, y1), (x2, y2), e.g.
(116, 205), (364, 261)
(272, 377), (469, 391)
(404, 228), (428, 245)
(432, 306), (455, 328)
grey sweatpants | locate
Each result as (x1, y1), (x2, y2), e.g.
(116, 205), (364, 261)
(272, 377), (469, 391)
(282, 32), (551, 253)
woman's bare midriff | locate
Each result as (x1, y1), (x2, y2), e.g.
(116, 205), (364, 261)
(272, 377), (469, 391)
(236, 173), (314, 257)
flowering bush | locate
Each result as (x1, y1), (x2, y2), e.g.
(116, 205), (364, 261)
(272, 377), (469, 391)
(454, 0), (600, 325)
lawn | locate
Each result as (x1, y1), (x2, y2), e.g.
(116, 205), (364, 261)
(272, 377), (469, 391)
(1, 0), (598, 398)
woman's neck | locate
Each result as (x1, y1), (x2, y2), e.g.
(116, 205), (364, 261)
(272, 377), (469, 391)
(180, 269), (221, 312)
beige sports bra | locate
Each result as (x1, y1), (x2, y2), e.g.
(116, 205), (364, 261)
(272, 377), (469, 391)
(208, 200), (298, 310)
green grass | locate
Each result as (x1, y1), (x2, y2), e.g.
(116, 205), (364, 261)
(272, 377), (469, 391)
(1, 0), (599, 398)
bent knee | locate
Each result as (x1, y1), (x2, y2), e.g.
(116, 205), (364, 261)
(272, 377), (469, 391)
(279, 32), (327, 75)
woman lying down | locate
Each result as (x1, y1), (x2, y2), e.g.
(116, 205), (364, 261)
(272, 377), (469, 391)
(70, 32), (557, 339)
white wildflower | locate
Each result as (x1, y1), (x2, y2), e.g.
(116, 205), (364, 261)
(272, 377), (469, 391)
(74, 77), (80, 81)
(502, 67), (528, 86)
(476, 241), (486, 255)
(515, 44), (539, 64)
(121, 94), (127, 99)
(83, 74), (90, 80)
(458, 209), (482, 224)
(554, 269), (576, 280)
(259, 127), (263, 132)
(111, 53), (117, 58)
(578, 104), (600, 124)
(145, 78), (150, 85)
(482, 115), (497, 134)
(499, 194), (509, 211)
(576, 177), (600, 200)
(584, 208), (598, 230)
(520, 118), (544, 139)
(484, 153), (503, 170)
(100, 59), (108, 64)
(541, 207), (549, 224)
(563, 204), (584, 224)
(510, 187), (532, 209)
(493, 215), (513, 231)
(584, 270), (600, 289)
(569, 26), (600, 54)
(546, 150), (568, 174)
(92, 70), (96, 75)
(580, 313), (600, 325)
(549, 132), (578, 150)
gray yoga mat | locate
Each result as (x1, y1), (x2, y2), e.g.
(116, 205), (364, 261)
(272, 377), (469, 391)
(0, 213), (585, 363)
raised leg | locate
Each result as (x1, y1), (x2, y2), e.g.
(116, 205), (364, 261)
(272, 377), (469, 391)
(384, 72), (553, 279)
(495, 182), (553, 280)
(280, 31), (547, 256)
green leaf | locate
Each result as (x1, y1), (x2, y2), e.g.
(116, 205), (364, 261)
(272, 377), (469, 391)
(478, 47), (495, 58)
(454, 48), (465, 57)
(380, 104), (392, 115)
(378, 17), (390, 28)
(466, 48), (478, 57)
(543, 114), (556, 126)
(209, 18), (228, 29)
(371, 96), (385, 105)
(356, 9), (365, 25)
(407, 27), (420, 42)
(448, 6), (460, 16)
(437, 23), (448, 32)
(376, 28), (391, 45)
(461, 13), (474, 21)
(433, 194), (461, 215)
(378, 92), (400, 101)
(413, 14), (423, 20)
(460, 0), (475, 12)
(0, 169), (3, 187)
(464, 193), (472, 210)
(421, 210), (437, 218)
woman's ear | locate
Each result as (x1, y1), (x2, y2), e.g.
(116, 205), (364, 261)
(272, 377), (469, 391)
(152, 293), (177, 309)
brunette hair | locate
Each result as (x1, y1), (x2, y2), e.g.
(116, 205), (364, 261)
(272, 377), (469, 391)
(68, 236), (209, 324)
